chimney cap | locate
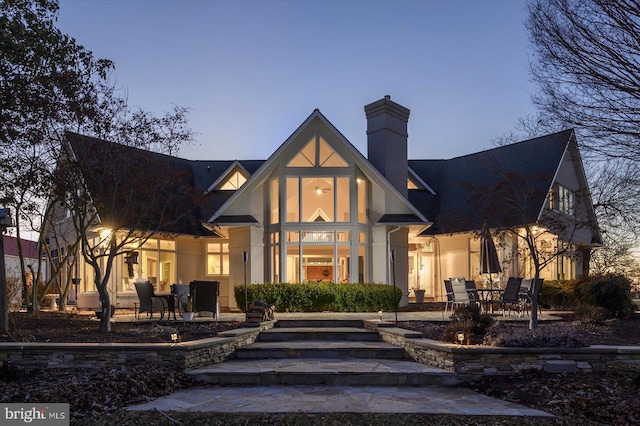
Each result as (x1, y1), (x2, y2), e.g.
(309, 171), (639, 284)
(364, 96), (410, 120)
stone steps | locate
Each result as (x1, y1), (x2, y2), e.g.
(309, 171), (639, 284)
(234, 340), (406, 360)
(188, 318), (457, 387)
(274, 319), (365, 328)
(257, 327), (380, 342)
(189, 358), (458, 386)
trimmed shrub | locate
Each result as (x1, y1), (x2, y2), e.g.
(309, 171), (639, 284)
(443, 304), (494, 344)
(573, 273), (635, 318)
(539, 279), (577, 309)
(234, 282), (402, 313)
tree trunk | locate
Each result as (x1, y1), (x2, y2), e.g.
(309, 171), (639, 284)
(529, 274), (542, 330)
(96, 281), (112, 333)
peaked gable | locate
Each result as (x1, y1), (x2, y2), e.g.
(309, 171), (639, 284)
(209, 110), (429, 224)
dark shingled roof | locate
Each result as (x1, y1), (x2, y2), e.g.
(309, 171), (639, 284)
(65, 132), (263, 236)
(409, 130), (573, 234)
(65, 128), (576, 238)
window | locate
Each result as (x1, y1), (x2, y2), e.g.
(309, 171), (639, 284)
(270, 178), (279, 224)
(207, 242), (229, 275)
(357, 176), (367, 224)
(285, 231), (351, 283)
(286, 135), (348, 168)
(407, 178), (418, 189)
(220, 170), (247, 190)
(552, 184), (575, 215)
(286, 176), (350, 223)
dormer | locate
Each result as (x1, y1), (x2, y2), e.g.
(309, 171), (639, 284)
(205, 161), (250, 193)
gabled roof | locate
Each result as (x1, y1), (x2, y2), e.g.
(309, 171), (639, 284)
(208, 109), (429, 225)
(409, 129), (575, 234)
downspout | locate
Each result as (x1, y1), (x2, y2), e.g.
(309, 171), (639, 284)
(387, 226), (401, 284)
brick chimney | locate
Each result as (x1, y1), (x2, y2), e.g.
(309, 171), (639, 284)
(364, 95), (410, 197)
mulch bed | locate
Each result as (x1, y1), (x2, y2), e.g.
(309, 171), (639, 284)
(0, 311), (243, 343)
(398, 312), (640, 346)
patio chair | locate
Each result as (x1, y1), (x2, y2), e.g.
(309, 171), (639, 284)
(190, 280), (220, 318)
(171, 283), (190, 314)
(443, 279), (454, 315)
(497, 277), (524, 317)
(134, 281), (168, 320)
(465, 280), (480, 302)
(450, 277), (473, 314)
(520, 278), (544, 316)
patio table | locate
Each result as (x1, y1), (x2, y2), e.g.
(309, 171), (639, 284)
(476, 289), (503, 314)
(155, 293), (178, 320)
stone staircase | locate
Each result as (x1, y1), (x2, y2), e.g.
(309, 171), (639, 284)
(188, 319), (456, 386)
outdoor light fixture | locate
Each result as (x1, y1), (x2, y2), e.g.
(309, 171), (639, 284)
(379, 310), (383, 321)
(456, 331), (465, 344)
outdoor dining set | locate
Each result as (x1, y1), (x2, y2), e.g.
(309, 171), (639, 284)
(444, 276), (544, 317)
(133, 280), (220, 320)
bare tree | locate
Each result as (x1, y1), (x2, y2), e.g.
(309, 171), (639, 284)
(55, 132), (206, 332)
(528, 0), (640, 160)
(1, 1), (196, 329)
(527, 0), (640, 248)
(493, 115), (640, 276)
(1, 0), (112, 319)
(460, 157), (592, 329)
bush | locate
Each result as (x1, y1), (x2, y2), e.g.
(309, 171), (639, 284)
(443, 304), (494, 344)
(573, 273), (635, 318)
(484, 324), (587, 348)
(233, 282), (402, 313)
(573, 304), (612, 325)
(539, 279), (577, 309)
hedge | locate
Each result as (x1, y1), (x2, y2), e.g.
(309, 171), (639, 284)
(233, 282), (402, 313)
(573, 273), (635, 318)
(539, 279), (577, 309)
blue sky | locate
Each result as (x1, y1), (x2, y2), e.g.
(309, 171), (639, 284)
(57, 0), (536, 162)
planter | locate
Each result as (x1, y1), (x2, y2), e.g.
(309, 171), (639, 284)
(413, 289), (425, 303)
(95, 305), (116, 319)
(182, 312), (195, 321)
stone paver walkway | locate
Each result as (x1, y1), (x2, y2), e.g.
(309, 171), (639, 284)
(127, 384), (552, 417)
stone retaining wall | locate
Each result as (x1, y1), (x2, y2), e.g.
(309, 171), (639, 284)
(366, 320), (640, 382)
(0, 321), (274, 373)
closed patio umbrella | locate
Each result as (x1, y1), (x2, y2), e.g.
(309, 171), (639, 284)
(480, 225), (501, 290)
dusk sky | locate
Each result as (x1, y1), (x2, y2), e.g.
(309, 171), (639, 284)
(57, 0), (536, 162)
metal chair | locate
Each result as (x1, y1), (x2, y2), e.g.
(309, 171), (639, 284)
(443, 279), (454, 315)
(498, 277), (524, 317)
(450, 277), (472, 314)
(520, 278), (544, 316)
(465, 280), (480, 302)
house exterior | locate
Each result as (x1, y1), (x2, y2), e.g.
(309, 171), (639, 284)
(52, 96), (601, 310)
